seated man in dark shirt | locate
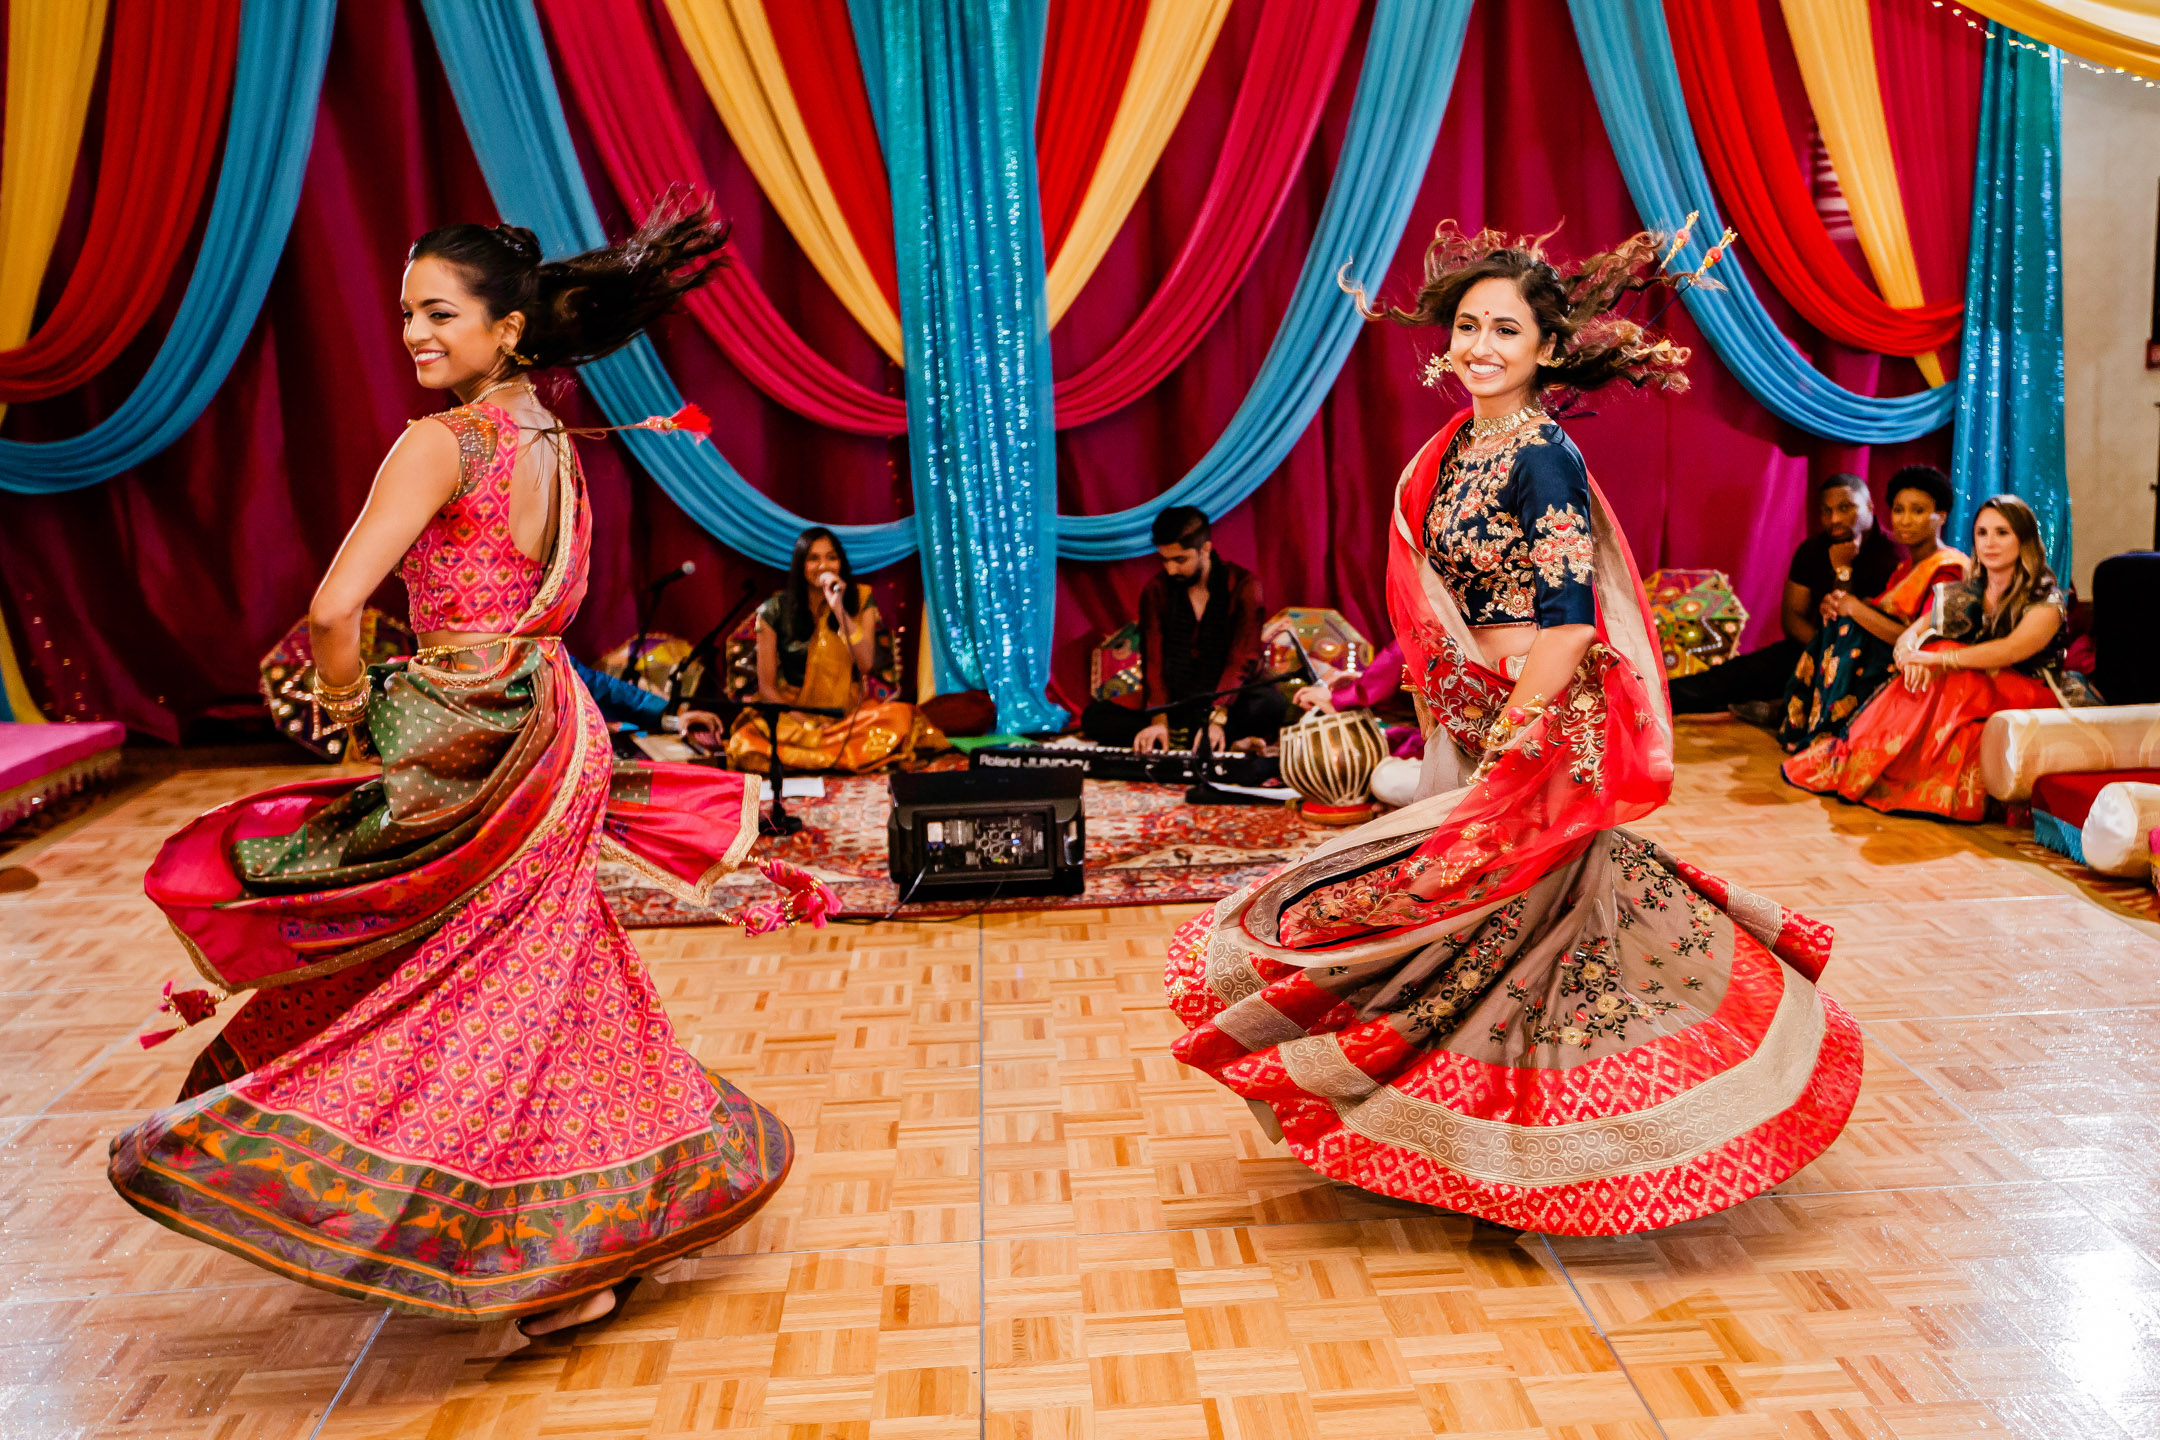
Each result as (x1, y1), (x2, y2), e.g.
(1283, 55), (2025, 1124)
(1079, 506), (1292, 753)
(1669, 472), (1900, 715)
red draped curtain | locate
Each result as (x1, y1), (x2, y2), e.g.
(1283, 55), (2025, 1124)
(0, 0), (1952, 738)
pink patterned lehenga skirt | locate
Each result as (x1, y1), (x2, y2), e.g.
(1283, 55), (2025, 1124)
(109, 640), (816, 1321)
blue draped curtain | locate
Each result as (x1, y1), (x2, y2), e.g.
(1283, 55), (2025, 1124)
(1953, 26), (2070, 571)
(852, 0), (1065, 728)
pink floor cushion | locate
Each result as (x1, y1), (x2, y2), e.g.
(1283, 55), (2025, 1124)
(0, 721), (126, 832)
(2030, 769), (2160, 865)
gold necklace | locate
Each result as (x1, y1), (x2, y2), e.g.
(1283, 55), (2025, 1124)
(466, 377), (534, 409)
(1467, 403), (1548, 440)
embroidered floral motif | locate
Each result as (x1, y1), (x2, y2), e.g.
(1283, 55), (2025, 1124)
(1408, 623), (1512, 754)
(1421, 421), (1593, 626)
(1402, 897), (1526, 1034)
(1529, 505), (1594, 587)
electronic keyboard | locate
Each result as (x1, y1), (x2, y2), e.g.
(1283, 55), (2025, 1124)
(966, 741), (1281, 788)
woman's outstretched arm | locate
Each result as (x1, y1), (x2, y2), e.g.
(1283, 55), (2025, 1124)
(308, 421), (461, 686)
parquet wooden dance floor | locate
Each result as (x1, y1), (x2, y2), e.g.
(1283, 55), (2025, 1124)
(5, 720), (2160, 1437)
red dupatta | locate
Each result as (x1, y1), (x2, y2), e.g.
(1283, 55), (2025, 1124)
(1256, 412), (1674, 951)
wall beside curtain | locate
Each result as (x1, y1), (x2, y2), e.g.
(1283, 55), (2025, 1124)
(2060, 61), (2160, 589)
(1, 0), (1957, 738)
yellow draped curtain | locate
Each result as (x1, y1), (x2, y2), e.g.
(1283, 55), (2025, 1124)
(663, 0), (906, 363)
(1961, 0), (2160, 79)
(0, 0), (110, 436)
(1042, 0), (1234, 320)
(1779, 0), (1949, 387)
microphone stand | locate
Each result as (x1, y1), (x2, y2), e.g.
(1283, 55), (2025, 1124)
(686, 696), (847, 836)
(1134, 662), (1311, 807)
(667, 578), (762, 709)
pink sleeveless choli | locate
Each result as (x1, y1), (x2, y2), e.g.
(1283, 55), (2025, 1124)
(112, 400), (809, 1322)
(400, 401), (544, 633)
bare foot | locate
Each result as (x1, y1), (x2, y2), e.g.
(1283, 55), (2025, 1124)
(517, 1283), (622, 1337)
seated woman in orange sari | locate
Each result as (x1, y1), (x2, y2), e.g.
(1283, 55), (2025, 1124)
(1162, 225), (1857, 1237)
(725, 526), (946, 773)
(1785, 493), (2098, 821)
(1777, 465), (1967, 752)
(110, 202), (828, 1338)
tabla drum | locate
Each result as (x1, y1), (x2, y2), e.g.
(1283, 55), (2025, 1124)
(1279, 707), (1388, 825)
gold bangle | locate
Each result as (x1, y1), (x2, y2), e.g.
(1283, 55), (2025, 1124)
(313, 672), (367, 702)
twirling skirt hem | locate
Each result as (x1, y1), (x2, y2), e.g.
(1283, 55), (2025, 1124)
(1258, 999), (1862, 1235)
(106, 1071), (793, 1322)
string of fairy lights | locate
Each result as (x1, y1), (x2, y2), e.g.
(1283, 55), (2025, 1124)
(1931, 1), (2160, 88)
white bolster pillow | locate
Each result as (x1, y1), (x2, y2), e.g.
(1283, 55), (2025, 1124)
(2082, 782), (2160, 878)
(1980, 704), (2160, 802)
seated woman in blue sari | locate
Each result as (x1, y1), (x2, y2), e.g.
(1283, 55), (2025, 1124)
(1778, 466), (1967, 753)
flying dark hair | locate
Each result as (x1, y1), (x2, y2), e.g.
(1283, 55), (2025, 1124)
(778, 527), (861, 646)
(1151, 506), (1210, 549)
(408, 188), (729, 373)
(1341, 221), (1721, 397)
(1887, 464), (1954, 515)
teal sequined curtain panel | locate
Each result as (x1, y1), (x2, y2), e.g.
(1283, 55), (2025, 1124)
(854, 0), (1064, 729)
(1953, 26), (2069, 570)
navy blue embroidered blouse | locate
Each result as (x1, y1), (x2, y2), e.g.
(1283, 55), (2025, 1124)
(1422, 419), (1596, 628)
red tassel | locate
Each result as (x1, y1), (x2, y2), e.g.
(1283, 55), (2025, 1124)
(137, 980), (223, 1047)
(724, 859), (838, 935)
(632, 403), (711, 441)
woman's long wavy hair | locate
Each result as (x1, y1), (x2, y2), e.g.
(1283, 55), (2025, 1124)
(1971, 493), (2058, 638)
(409, 187), (730, 374)
(1341, 221), (1707, 397)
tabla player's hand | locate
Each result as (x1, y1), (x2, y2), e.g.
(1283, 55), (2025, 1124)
(1293, 685), (1333, 713)
(1135, 721), (1170, 753)
(677, 709), (723, 749)
(1198, 723), (1227, 754)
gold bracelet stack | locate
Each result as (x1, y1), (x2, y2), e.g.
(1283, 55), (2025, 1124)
(311, 671), (370, 729)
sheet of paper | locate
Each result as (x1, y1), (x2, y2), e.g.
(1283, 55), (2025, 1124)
(781, 777), (826, 799)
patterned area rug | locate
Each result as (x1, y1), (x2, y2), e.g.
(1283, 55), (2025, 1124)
(601, 775), (1334, 924)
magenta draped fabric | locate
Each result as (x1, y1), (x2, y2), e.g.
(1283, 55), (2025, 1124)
(0, 0), (1950, 738)
(1871, 0), (1986, 308)
(541, 0), (907, 435)
(0, 0), (241, 401)
(1053, 0), (1356, 428)
(547, 0), (1353, 434)
(1036, 0), (1151, 262)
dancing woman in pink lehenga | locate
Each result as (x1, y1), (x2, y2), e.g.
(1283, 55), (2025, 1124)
(1164, 225), (1859, 1235)
(109, 201), (825, 1333)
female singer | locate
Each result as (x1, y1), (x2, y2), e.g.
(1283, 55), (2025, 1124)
(1162, 224), (1859, 1235)
(110, 198), (825, 1335)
